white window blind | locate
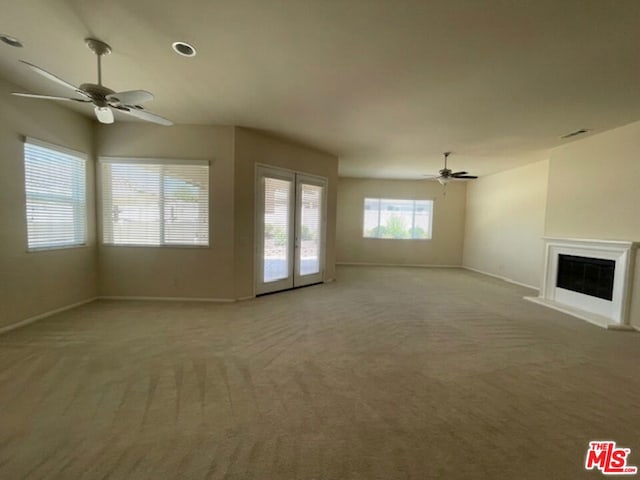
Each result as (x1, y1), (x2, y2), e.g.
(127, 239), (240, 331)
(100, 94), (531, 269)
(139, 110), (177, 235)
(24, 138), (87, 250)
(263, 177), (291, 282)
(101, 158), (209, 246)
(363, 198), (433, 239)
(299, 183), (322, 275)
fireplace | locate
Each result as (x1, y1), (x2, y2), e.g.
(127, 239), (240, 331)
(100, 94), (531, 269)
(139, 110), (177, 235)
(525, 237), (638, 329)
(557, 254), (615, 301)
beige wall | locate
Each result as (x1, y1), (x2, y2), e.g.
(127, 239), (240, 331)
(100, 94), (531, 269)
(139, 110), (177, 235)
(234, 128), (339, 298)
(545, 121), (640, 240)
(336, 178), (466, 266)
(462, 160), (549, 288)
(96, 123), (236, 299)
(0, 77), (97, 329)
(545, 120), (640, 328)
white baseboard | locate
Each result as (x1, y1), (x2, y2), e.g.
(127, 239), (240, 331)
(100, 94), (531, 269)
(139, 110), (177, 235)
(463, 266), (539, 291)
(98, 296), (235, 303)
(337, 262), (461, 268)
(0, 297), (98, 335)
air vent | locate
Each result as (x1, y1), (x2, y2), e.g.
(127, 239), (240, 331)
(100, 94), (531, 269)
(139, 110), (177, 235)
(560, 128), (590, 139)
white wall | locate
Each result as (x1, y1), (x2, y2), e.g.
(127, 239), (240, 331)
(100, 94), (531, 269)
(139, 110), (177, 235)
(463, 159), (549, 289)
(336, 178), (466, 266)
(0, 77), (97, 329)
(544, 120), (640, 328)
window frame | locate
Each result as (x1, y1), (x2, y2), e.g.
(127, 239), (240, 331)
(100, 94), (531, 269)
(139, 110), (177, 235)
(362, 197), (434, 241)
(23, 137), (88, 252)
(99, 156), (211, 248)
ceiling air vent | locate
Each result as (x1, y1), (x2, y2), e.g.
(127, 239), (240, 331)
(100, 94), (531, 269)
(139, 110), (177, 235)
(560, 128), (590, 139)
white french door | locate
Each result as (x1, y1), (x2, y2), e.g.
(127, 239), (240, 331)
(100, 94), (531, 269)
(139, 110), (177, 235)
(255, 166), (327, 295)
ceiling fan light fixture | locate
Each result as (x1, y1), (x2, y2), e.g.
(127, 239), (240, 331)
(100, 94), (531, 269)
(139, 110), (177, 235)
(0, 33), (23, 48)
(172, 41), (196, 57)
(438, 177), (449, 185)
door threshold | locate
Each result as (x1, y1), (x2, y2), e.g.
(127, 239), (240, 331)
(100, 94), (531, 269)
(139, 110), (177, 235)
(256, 282), (324, 297)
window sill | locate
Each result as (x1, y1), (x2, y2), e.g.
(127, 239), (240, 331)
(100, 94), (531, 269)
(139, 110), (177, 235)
(101, 243), (210, 249)
(27, 243), (89, 253)
(362, 237), (433, 241)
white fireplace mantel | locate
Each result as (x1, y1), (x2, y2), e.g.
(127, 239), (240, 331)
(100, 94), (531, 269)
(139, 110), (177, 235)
(525, 237), (639, 330)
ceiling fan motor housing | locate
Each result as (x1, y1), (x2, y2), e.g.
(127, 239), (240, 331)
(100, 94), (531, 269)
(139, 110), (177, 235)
(79, 83), (114, 107)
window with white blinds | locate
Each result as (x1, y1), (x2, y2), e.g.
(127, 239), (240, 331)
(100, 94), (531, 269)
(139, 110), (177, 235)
(24, 138), (87, 250)
(100, 158), (209, 246)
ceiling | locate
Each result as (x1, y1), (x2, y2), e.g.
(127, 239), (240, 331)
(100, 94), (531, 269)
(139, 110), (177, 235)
(0, 0), (638, 178)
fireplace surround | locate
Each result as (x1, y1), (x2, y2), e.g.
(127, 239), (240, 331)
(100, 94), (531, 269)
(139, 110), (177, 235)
(525, 237), (638, 329)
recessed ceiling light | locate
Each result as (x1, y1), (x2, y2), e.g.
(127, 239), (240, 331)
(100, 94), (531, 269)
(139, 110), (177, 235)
(0, 34), (23, 48)
(172, 41), (196, 57)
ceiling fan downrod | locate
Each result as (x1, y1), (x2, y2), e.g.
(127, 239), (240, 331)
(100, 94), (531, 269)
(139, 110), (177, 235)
(85, 38), (111, 86)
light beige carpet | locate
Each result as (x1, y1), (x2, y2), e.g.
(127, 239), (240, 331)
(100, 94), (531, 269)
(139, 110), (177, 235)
(0, 266), (638, 479)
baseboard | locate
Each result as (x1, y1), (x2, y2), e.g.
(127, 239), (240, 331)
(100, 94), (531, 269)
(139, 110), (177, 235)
(324, 278), (336, 283)
(236, 296), (255, 301)
(336, 262), (461, 268)
(98, 296), (235, 303)
(0, 297), (98, 335)
(463, 266), (539, 291)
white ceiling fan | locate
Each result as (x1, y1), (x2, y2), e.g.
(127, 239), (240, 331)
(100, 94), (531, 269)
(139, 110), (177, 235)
(11, 38), (173, 126)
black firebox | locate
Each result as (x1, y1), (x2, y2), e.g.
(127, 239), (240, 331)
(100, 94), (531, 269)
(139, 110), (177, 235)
(556, 254), (615, 301)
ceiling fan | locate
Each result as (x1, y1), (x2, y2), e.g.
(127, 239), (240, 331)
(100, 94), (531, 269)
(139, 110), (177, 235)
(11, 38), (173, 126)
(424, 152), (478, 185)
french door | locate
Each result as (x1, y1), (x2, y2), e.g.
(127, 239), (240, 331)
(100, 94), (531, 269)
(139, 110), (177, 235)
(255, 166), (327, 295)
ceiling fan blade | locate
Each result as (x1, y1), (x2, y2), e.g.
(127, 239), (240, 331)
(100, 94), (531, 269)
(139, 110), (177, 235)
(11, 92), (91, 102)
(421, 174), (440, 178)
(106, 90), (154, 105)
(19, 60), (90, 98)
(120, 107), (173, 126)
(453, 175), (478, 179)
(94, 106), (114, 124)
(451, 171), (468, 176)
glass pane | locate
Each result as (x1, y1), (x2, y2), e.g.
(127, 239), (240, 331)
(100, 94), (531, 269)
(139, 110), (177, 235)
(379, 199), (412, 239)
(163, 165), (209, 245)
(363, 198), (433, 239)
(412, 200), (431, 239)
(264, 177), (291, 282)
(299, 183), (323, 276)
(25, 143), (86, 249)
(363, 198), (380, 237)
(108, 164), (162, 245)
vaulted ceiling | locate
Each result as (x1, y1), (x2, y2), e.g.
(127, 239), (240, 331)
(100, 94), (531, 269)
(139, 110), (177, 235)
(1, 0), (638, 178)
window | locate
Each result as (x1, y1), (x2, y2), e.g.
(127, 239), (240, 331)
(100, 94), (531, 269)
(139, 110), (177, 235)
(100, 157), (209, 246)
(24, 138), (87, 250)
(363, 198), (433, 239)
